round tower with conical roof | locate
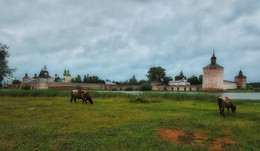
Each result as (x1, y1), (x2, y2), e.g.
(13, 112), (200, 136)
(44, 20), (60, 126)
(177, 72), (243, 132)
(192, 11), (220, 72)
(202, 51), (224, 91)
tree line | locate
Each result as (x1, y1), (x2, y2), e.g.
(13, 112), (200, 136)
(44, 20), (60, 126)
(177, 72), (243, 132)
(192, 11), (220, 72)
(70, 66), (203, 85)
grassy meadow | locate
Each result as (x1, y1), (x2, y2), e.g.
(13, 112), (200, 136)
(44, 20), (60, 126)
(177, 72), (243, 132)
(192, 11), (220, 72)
(0, 90), (260, 151)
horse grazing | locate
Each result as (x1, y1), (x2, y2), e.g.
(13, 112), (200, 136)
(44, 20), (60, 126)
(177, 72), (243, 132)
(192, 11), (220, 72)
(218, 96), (236, 116)
(71, 90), (93, 104)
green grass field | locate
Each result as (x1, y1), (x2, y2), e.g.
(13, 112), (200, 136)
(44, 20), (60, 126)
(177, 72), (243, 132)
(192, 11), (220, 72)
(0, 91), (259, 150)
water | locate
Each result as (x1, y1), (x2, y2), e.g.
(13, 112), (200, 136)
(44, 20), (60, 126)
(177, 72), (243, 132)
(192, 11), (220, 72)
(98, 91), (260, 100)
(221, 93), (260, 100)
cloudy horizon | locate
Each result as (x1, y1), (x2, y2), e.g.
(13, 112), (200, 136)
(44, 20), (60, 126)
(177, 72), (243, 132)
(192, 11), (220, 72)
(1, 0), (260, 83)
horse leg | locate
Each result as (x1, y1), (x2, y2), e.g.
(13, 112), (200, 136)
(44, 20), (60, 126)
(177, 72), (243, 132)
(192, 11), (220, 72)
(82, 99), (87, 104)
(70, 97), (73, 103)
(219, 105), (222, 115)
(74, 98), (77, 103)
(222, 108), (225, 116)
(227, 107), (229, 113)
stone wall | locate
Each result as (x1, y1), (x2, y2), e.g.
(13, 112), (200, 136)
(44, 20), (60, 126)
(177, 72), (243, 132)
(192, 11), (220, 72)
(48, 82), (105, 90)
(223, 81), (237, 89)
(152, 83), (202, 91)
(37, 82), (202, 91)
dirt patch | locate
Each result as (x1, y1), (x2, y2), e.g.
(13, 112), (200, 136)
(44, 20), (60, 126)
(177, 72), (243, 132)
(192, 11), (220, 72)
(157, 128), (234, 151)
(157, 129), (187, 143)
(157, 129), (204, 145)
(213, 138), (234, 151)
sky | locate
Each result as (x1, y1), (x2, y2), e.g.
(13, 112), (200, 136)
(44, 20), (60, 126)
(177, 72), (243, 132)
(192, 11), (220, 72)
(0, 0), (260, 83)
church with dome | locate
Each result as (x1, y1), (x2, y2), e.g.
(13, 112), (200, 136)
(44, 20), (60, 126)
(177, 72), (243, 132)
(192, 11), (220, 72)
(22, 65), (54, 89)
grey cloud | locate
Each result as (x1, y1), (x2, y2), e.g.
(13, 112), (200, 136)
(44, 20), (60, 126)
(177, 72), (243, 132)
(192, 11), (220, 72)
(1, 0), (260, 83)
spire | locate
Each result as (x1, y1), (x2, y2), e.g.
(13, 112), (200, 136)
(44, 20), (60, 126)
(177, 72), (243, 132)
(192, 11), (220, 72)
(43, 65), (47, 71)
(23, 73), (29, 79)
(180, 70), (183, 76)
(212, 49), (216, 58)
(211, 49), (216, 64)
(239, 70), (243, 76)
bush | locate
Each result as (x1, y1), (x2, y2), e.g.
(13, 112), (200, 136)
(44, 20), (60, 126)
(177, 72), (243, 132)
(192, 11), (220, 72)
(21, 84), (31, 90)
(139, 83), (152, 91)
(130, 98), (149, 103)
(125, 87), (133, 91)
(134, 87), (140, 91)
(111, 88), (117, 91)
(12, 80), (21, 84)
(75, 85), (82, 90)
(130, 97), (162, 103)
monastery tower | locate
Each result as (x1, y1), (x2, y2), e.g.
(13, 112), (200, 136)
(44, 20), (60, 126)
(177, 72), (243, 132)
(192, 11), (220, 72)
(235, 70), (247, 89)
(202, 51), (224, 91)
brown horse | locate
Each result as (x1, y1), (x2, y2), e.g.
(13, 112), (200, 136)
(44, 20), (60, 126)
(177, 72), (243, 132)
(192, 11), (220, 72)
(71, 90), (93, 104)
(218, 96), (236, 116)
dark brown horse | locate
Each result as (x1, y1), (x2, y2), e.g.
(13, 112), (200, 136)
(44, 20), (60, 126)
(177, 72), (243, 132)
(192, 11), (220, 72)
(71, 90), (93, 104)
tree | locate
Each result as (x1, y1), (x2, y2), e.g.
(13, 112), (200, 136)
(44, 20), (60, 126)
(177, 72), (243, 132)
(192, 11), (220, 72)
(12, 79), (21, 84)
(162, 76), (173, 85)
(83, 75), (105, 84)
(129, 75), (138, 85)
(139, 83), (152, 91)
(74, 75), (82, 83)
(138, 79), (148, 85)
(187, 75), (199, 85)
(146, 66), (166, 83)
(0, 43), (15, 84)
(198, 75), (203, 85)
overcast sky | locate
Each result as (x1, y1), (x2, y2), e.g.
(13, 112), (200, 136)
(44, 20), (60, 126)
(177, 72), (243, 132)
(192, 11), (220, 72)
(1, 0), (260, 83)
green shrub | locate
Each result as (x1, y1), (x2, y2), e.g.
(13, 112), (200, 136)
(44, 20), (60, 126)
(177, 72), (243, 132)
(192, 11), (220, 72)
(21, 84), (31, 90)
(134, 87), (139, 91)
(130, 98), (149, 103)
(125, 87), (133, 91)
(111, 88), (117, 91)
(139, 83), (152, 91)
(130, 97), (162, 103)
(75, 85), (82, 90)
(12, 80), (21, 84)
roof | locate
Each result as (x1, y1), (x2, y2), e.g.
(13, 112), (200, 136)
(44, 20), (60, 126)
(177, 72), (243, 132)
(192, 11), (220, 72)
(235, 75), (246, 78)
(204, 63), (223, 68)
(38, 65), (51, 78)
(26, 79), (37, 84)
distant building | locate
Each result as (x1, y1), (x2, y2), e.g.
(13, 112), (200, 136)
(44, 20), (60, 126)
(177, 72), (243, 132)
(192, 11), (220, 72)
(202, 51), (224, 91)
(54, 74), (61, 82)
(63, 69), (71, 82)
(22, 73), (29, 84)
(168, 71), (190, 86)
(235, 70), (247, 89)
(38, 65), (51, 78)
(105, 80), (116, 85)
(7, 77), (15, 85)
(22, 65), (53, 89)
